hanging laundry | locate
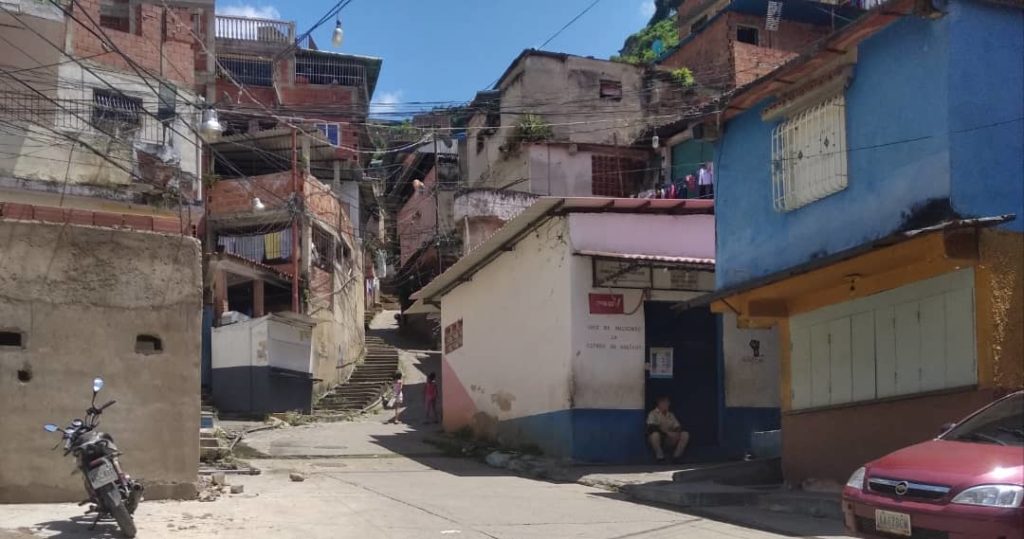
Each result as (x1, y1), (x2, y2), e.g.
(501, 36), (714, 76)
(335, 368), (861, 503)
(217, 236), (236, 254)
(264, 231), (284, 260)
(279, 229), (292, 261)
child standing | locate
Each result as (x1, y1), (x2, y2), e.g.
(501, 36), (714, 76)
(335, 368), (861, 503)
(389, 372), (404, 424)
(424, 372), (439, 424)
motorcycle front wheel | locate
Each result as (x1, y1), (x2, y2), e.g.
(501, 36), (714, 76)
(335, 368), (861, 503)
(102, 488), (137, 538)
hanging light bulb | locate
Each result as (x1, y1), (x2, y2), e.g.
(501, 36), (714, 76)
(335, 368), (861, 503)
(252, 197), (266, 211)
(332, 18), (344, 48)
(651, 134), (660, 149)
(199, 107), (223, 140)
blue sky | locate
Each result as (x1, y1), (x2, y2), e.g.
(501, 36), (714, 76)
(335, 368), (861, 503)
(216, 0), (656, 117)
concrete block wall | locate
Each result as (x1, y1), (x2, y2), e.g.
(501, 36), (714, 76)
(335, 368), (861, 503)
(0, 220), (202, 503)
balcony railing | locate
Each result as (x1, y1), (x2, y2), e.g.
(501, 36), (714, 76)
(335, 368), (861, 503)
(1, 90), (171, 145)
(215, 15), (295, 44)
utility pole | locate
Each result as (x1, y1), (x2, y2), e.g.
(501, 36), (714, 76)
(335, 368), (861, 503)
(433, 124), (442, 276)
(291, 127), (301, 313)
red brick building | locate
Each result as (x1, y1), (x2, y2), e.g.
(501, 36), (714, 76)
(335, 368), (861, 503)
(660, 0), (862, 89)
(202, 11), (380, 407)
(209, 13), (382, 176)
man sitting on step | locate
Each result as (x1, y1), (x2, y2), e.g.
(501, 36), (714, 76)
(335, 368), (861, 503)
(646, 396), (689, 463)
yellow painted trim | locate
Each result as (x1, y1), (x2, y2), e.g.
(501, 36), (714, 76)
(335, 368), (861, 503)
(779, 318), (793, 412)
(973, 263), (995, 389)
(719, 232), (977, 319)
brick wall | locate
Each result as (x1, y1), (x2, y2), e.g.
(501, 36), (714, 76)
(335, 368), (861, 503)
(661, 16), (735, 88)
(70, 0), (203, 88)
(591, 155), (646, 197)
(397, 166), (437, 268)
(212, 81), (363, 161)
(660, 11), (831, 89)
(730, 13), (831, 86)
(0, 202), (182, 234)
(206, 172), (351, 235)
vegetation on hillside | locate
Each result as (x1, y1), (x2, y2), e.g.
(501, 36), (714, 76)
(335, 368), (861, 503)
(612, 0), (681, 65)
(612, 16), (680, 65)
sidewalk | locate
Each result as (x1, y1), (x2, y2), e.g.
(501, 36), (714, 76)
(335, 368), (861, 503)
(458, 447), (853, 539)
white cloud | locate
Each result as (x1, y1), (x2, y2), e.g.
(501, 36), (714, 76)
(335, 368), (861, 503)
(370, 90), (403, 116)
(217, 3), (281, 20)
(639, 0), (656, 19)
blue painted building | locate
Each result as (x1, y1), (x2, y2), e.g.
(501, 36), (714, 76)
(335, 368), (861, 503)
(705, 0), (1023, 484)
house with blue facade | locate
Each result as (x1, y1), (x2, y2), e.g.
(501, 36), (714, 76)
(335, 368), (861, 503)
(705, 0), (1023, 484)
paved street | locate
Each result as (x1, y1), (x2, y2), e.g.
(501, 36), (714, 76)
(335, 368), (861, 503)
(0, 455), (808, 539)
(0, 314), (848, 539)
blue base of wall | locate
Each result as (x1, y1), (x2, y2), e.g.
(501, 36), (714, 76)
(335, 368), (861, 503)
(720, 407), (780, 456)
(571, 409), (649, 463)
(495, 408), (742, 464)
(495, 409), (574, 457)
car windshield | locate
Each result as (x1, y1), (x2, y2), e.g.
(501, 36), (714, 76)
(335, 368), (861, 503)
(943, 393), (1024, 447)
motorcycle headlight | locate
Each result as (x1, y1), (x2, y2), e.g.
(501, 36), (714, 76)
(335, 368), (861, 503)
(952, 485), (1024, 508)
(846, 467), (866, 490)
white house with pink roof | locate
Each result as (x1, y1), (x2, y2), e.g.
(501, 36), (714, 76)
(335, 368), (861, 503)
(411, 197), (779, 463)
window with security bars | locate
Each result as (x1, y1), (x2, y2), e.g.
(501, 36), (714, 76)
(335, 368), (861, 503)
(312, 225), (335, 272)
(217, 55), (274, 87)
(92, 89), (143, 132)
(591, 155), (645, 197)
(771, 93), (848, 212)
(295, 52), (366, 87)
(99, 0), (131, 33)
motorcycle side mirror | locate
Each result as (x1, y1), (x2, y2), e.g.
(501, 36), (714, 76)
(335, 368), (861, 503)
(43, 424), (59, 433)
(92, 377), (104, 394)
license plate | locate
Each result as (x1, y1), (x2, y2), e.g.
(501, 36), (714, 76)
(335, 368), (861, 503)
(875, 509), (912, 537)
(88, 463), (117, 489)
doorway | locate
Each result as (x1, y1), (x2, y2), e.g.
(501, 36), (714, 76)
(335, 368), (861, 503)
(644, 301), (720, 456)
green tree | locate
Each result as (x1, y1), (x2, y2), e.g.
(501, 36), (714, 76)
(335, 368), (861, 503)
(612, 16), (679, 65)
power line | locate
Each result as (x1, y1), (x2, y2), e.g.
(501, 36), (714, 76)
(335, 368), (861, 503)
(537, 0), (604, 51)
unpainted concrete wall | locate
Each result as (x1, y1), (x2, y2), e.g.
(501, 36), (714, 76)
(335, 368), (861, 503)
(465, 54), (648, 190)
(0, 220), (202, 503)
(308, 260), (364, 397)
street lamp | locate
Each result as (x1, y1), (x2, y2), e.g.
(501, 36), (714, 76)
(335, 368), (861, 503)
(332, 18), (344, 48)
(199, 107), (223, 140)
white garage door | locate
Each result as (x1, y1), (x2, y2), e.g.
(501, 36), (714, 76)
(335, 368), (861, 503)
(789, 269), (976, 410)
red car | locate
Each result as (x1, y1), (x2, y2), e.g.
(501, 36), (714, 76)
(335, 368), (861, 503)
(843, 391), (1023, 539)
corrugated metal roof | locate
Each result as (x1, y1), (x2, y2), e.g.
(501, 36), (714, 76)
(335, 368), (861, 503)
(575, 250), (715, 268)
(411, 197), (714, 305)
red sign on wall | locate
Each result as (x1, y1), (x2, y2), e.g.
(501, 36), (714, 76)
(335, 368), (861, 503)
(589, 293), (624, 314)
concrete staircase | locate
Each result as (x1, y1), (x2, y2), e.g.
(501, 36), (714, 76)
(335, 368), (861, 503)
(315, 336), (399, 414)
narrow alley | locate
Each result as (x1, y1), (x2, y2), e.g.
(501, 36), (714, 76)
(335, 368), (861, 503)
(1, 1), (1020, 538)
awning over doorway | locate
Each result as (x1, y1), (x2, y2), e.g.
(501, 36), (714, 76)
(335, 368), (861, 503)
(679, 215), (1014, 327)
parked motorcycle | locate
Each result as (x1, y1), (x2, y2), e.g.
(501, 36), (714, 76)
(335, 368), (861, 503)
(43, 377), (142, 538)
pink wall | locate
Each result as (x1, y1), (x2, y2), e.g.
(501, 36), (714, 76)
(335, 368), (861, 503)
(567, 213), (715, 260)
